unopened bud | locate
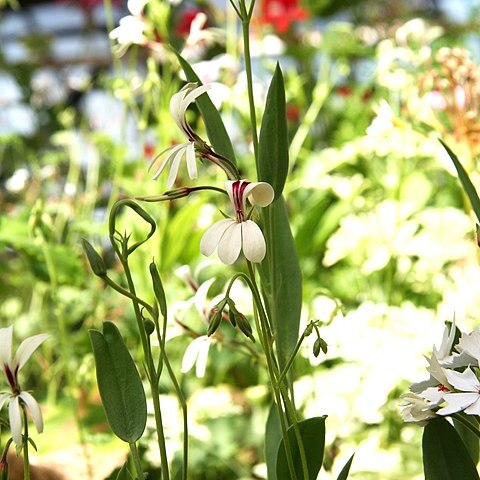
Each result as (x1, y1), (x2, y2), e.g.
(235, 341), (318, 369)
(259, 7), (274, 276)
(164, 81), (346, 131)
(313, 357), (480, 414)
(207, 308), (222, 336)
(235, 313), (255, 342)
(82, 239), (107, 277)
(304, 323), (314, 336)
(313, 338), (328, 357)
(144, 319), (155, 336)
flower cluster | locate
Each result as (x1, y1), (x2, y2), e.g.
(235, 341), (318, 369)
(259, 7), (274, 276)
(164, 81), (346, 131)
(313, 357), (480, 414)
(148, 84), (274, 265)
(401, 321), (480, 424)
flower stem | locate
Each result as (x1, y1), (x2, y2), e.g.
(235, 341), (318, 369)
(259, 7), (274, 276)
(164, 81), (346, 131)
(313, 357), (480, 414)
(129, 442), (145, 480)
(22, 406), (30, 480)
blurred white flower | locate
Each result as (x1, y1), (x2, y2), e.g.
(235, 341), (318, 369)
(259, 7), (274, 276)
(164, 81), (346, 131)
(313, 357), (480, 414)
(181, 335), (212, 378)
(200, 180), (274, 264)
(0, 326), (48, 446)
(400, 393), (437, 425)
(5, 168), (29, 193)
(110, 0), (149, 50)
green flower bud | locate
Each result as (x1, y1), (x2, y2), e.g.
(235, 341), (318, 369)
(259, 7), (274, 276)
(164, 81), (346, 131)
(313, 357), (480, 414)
(207, 309), (222, 336)
(82, 239), (107, 277)
(235, 313), (255, 342)
(313, 337), (328, 357)
(144, 319), (155, 336)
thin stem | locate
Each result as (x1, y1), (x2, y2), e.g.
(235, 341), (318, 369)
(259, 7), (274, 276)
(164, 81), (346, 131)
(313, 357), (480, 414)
(129, 442), (145, 480)
(22, 406), (30, 480)
(276, 328), (309, 387)
(103, 275), (154, 315)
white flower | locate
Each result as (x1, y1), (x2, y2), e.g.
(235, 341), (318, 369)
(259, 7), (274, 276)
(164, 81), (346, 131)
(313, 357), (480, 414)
(200, 180), (274, 264)
(149, 83), (210, 188)
(400, 393), (437, 425)
(437, 367), (480, 416)
(0, 326), (48, 446)
(109, 0), (149, 48)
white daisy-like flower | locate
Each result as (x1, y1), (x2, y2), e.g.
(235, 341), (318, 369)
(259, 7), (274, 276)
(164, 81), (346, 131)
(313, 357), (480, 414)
(0, 326), (48, 446)
(149, 83), (210, 188)
(200, 180), (274, 264)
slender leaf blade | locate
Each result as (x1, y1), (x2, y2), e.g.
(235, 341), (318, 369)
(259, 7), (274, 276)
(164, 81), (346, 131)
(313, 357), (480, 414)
(90, 322), (147, 443)
(258, 64), (288, 200)
(453, 415), (479, 465)
(440, 139), (480, 222)
(175, 51), (236, 163)
(336, 453), (355, 480)
(423, 417), (480, 480)
(116, 464), (134, 480)
(276, 416), (326, 480)
(265, 404), (282, 480)
(260, 197), (302, 373)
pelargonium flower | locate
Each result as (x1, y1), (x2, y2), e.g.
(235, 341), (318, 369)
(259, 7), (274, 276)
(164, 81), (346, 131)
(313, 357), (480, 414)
(0, 326), (48, 446)
(149, 83), (210, 188)
(437, 367), (480, 416)
(200, 180), (274, 264)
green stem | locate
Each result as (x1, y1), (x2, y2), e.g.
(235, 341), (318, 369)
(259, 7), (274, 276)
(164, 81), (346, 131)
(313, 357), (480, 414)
(103, 275), (154, 315)
(22, 406), (30, 480)
(276, 328), (309, 387)
(129, 442), (145, 480)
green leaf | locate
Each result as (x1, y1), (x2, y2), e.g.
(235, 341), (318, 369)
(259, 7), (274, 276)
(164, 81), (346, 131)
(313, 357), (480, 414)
(454, 414), (479, 465)
(260, 197), (302, 373)
(89, 322), (147, 443)
(116, 464), (134, 480)
(423, 417), (480, 480)
(175, 51), (236, 164)
(440, 139), (480, 223)
(276, 416), (326, 480)
(258, 64), (288, 200)
(265, 404), (282, 480)
(336, 453), (355, 480)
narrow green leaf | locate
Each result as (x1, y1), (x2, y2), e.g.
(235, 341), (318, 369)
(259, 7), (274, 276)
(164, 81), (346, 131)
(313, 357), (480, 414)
(276, 416), (326, 480)
(258, 64), (288, 200)
(175, 51), (236, 164)
(440, 139), (480, 223)
(336, 453), (355, 480)
(260, 197), (302, 374)
(265, 404), (282, 480)
(90, 322), (147, 443)
(423, 417), (480, 480)
(454, 415), (479, 465)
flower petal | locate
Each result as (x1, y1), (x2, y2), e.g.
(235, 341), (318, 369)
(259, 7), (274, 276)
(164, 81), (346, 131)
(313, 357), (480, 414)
(465, 397), (480, 415)
(185, 142), (197, 180)
(0, 393), (10, 412)
(200, 219), (235, 257)
(244, 182), (275, 207)
(14, 334), (49, 372)
(241, 220), (266, 263)
(8, 396), (22, 446)
(437, 392), (478, 416)
(0, 326), (13, 367)
(19, 391), (43, 434)
(443, 367), (479, 393)
(149, 144), (184, 178)
(217, 222), (242, 264)
(166, 145), (187, 189)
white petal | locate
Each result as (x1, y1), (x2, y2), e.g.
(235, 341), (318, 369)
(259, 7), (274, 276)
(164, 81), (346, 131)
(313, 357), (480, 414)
(166, 146), (186, 189)
(419, 386), (445, 405)
(185, 142), (197, 180)
(14, 334), (49, 372)
(149, 144), (183, 178)
(181, 336), (210, 377)
(0, 326), (13, 366)
(200, 219), (235, 257)
(217, 222), (242, 264)
(444, 367), (479, 393)
(9, 396), (22, 446)
(19, 391), (43, 434)
(437, 392), (478, 416)
(241, 220), (266, 263)
(457, 328), (480, 363)
(465, 397), (480, 415)
(244, 182), (275, 207)
(195, 336), (211, 378)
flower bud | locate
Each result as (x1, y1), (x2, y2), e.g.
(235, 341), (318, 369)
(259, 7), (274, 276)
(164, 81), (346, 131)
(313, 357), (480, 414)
(82, 239), (107, 277)
(313, 337), (328, 357)
(144, 319), (155, 336)
(207, 308), (222, 336)
(235, 313), (255, 342)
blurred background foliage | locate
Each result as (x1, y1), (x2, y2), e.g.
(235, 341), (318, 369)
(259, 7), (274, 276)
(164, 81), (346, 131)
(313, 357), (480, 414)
(1, 0), (480, 478)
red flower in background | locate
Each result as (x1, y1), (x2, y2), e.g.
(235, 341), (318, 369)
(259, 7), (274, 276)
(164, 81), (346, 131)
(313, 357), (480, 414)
(259, 0), (308, 33)
(176, 8), (208, 37)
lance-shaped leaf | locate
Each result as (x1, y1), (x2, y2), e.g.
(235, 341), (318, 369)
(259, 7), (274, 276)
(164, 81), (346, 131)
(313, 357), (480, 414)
(175, 51), (236, 164)
(116, 464), (134, 480)
(276, 416), (326, 480)
(440, 139), (480, 223)
(258, 64), (288, 200)
(90, 322), (147, 443)
(453, 414), (479, 465)
(260, 197), (302, 374)
(423, 417), (480, 480)
(336, 453), (355, 480)
(265, 404), (282, 480)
